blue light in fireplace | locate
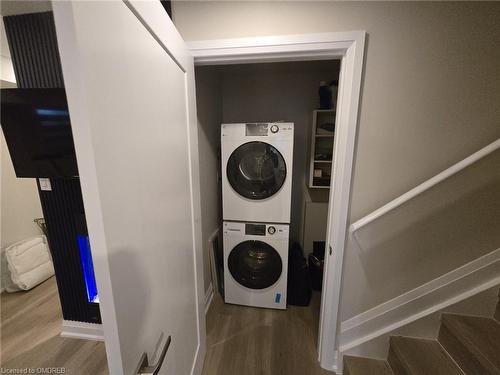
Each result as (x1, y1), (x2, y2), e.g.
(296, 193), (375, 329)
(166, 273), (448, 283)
(77, 234), (99, 303)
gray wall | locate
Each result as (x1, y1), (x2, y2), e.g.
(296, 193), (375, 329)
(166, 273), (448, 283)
(343, 151), (500, 318)
(174, 1), (500, 221)
(195, 61), (338, 293)
(195, 67), (223, 293)
(220, 61), (338, 246)
(177, 2), (500, 317)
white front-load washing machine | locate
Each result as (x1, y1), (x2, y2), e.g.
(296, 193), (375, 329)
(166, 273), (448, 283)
(223, 221), (289, 309)
(221, 122), (294, 223)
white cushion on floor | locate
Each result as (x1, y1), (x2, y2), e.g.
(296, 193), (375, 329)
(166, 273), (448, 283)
(1, 249), (19, 292)
(4, 235), (54, 291)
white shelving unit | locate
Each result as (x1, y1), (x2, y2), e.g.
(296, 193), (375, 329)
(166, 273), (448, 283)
(308, 109), (335, 189)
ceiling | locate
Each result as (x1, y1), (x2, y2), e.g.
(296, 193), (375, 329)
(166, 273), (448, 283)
(0, 1), (52, 17)
(1, 1), (52, 57)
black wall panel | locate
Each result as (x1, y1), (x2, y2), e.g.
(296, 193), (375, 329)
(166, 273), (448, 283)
(3, 12), (64, 88)
(4, 11), (101, 323)
(37, 179), (101, 323)
(160, 0), (173, 19)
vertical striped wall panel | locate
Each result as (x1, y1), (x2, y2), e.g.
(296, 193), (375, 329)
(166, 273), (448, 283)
(37, 179), (101, 323)
(3, 12), (101, 323)
(3, 12), (64, 88)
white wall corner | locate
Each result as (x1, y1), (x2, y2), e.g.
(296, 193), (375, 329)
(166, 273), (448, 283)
(1, 55), (16, 84)
(61, 320), (105, 342)
(332, 350), (341, 374)
(206, 226), (219, 314)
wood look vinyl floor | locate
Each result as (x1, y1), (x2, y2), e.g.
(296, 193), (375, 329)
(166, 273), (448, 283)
(2, 278), (331, 375)
(0, 277), (108, 374)
(202, 292), (333, 375)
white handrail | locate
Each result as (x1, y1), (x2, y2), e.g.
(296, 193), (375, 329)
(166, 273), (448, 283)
(350, 138), (500, 234)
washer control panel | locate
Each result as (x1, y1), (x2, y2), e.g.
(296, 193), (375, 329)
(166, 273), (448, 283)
(222, 122), (293, 140)
(245, 223), (266, 236)
(225, 222), (288, 238)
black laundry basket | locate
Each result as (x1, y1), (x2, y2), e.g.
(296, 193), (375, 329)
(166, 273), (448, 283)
(287, 242), (312, 306)
(309, 241), (325, 291)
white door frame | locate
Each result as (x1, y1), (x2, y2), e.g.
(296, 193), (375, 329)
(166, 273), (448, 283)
(187, 31), (366, 372)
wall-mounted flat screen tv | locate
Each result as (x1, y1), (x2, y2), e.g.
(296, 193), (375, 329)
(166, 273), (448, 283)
(1, 88), (78, 178)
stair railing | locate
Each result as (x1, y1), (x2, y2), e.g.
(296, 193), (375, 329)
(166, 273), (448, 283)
(349, 138), (500, 251)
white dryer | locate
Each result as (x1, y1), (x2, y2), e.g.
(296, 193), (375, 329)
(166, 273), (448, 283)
(223, 221), (289, 310)
(221, 122), (294, 223)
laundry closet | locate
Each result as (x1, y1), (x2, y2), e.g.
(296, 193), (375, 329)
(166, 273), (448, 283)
(194, 59), (340, 325)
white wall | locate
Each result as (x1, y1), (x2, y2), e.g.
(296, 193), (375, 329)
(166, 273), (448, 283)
(174, 2), (500, 319)
(1, 130), (44, 249)
(1, 18), (16, 87)
(1, 55), (16, 85)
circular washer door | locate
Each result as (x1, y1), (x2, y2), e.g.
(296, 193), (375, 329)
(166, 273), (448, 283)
(227, 141), (286, 200)
(228, 240), (283, 290)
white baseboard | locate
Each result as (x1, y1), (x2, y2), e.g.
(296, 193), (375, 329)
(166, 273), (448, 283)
(61, 320), (104, 342)
(205, 283), (214, 315)
(340, 247), (500, 353)
(206, 226), (219, 316)
(190, 340), (206, 375)
(207, 227), (220, 301)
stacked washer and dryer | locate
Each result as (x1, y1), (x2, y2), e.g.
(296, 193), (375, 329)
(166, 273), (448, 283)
(221, 122), (294, 309)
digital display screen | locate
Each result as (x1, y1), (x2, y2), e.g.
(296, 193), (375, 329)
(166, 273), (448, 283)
(245, 223), (266, 236)
(246, 123), (268, 136)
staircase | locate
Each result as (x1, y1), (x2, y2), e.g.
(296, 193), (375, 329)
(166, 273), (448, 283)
(344, 291), (500, 375)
